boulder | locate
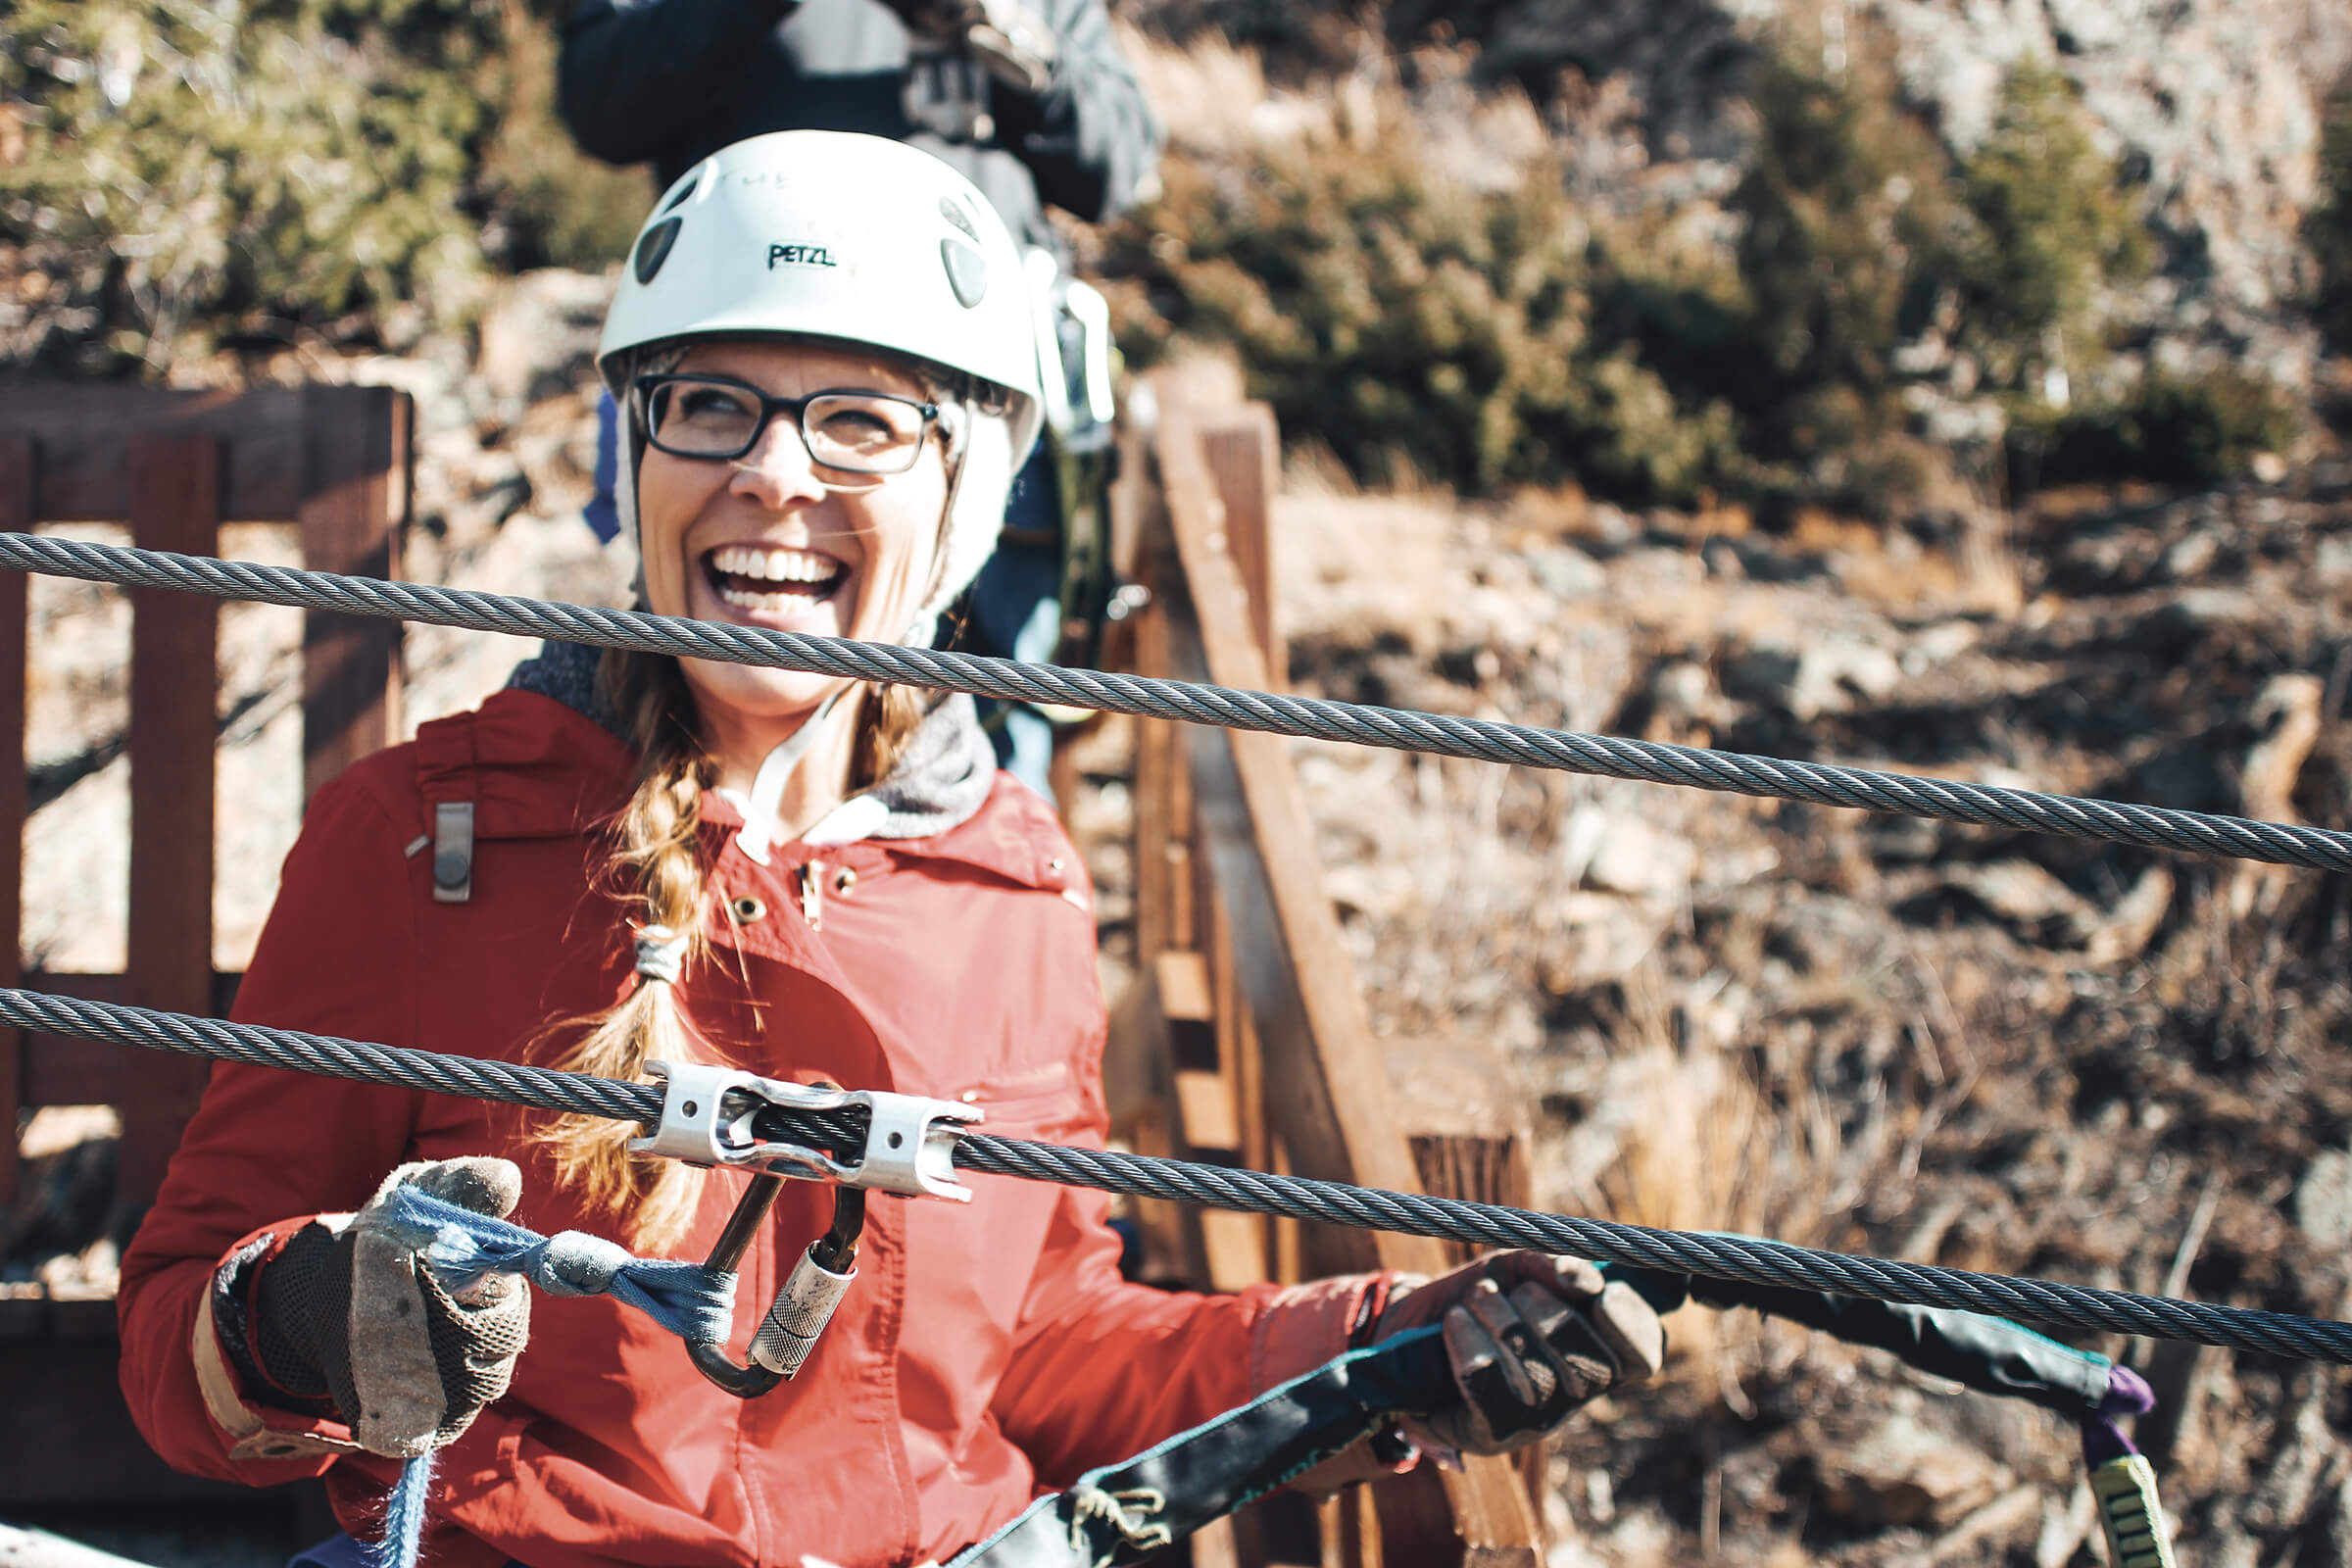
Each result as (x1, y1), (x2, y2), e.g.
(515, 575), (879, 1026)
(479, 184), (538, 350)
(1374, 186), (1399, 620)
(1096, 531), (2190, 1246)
(1810, 1410), (2014, 1528)
(1560, 806), (1696, 900)
(1723, 633), (1902, 720)
(2294, 1150), (2352, 1251)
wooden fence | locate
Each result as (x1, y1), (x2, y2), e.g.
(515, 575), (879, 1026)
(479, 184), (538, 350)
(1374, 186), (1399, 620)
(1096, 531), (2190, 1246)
(0, 381), (409, 1508)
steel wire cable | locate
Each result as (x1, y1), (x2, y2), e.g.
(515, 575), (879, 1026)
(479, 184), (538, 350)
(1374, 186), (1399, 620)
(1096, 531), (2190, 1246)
(11, 986), (2349, 1364)
(0, 988), (661, 1125)
(4, 531), (2349, 871)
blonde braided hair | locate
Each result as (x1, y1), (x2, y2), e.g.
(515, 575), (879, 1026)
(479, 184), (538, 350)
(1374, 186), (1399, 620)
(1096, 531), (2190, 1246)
(528, 340), (964, 1250)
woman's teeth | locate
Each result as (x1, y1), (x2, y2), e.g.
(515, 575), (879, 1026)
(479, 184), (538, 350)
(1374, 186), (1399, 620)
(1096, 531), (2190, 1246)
(707, 545), (846, 611)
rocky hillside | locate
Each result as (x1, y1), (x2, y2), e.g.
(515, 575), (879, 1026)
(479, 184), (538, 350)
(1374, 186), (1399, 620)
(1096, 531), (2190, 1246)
(1127, 0), (2352, 397)
(1217, 460), (2352, 1565)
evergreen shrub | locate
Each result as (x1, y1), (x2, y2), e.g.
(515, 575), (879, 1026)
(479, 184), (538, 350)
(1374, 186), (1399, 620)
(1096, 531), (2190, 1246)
(2010, 366), (2301, 487)
(1101, 108), (1740, 504)
(0, 0), (644, 372)
(1953, 59), (2148, 389)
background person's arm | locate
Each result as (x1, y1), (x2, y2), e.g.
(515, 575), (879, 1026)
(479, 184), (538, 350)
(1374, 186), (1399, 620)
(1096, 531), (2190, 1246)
(558, 0), (800, 168)
(986, 0), (1163, 222)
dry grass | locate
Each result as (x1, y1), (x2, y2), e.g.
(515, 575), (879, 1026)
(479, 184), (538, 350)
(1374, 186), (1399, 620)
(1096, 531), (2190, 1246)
(1114, 19), (1552, 193)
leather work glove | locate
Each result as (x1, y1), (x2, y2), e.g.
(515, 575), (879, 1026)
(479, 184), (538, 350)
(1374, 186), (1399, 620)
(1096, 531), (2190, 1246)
(1370, 1252), (1666, 1457)
(249, 1156), (531, 1458)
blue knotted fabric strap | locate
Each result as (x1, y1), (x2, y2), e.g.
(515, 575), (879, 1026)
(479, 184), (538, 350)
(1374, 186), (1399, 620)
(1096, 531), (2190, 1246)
(381, 1185), (736, 1346)
(361, 1185), (739, 1568)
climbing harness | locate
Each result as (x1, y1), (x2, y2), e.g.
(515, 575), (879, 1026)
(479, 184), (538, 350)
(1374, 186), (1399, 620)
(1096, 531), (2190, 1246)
(1023, 248), (1123, 683)
(0, 533), (2284, 1564)
(1606, 1264), (2177, 1568)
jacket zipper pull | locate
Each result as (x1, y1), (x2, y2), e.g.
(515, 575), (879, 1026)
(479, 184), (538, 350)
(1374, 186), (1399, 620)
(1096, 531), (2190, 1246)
(800, 861), (824, 931)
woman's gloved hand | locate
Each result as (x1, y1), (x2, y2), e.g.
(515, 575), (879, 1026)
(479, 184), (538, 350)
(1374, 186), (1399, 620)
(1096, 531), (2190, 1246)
(248, 1156), (531, 1458)
(1370, 1252), (1666, 1457)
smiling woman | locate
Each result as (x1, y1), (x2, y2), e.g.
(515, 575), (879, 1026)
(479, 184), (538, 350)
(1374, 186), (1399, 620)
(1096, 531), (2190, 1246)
(632, 339), (958, 808)
(113, 129), (1663, 1568)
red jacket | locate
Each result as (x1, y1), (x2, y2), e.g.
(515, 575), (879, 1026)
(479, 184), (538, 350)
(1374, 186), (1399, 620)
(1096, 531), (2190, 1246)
(119, 690), (1348, 1567)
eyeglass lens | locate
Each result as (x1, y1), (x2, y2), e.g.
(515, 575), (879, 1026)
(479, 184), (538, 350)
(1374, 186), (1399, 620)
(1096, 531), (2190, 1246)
(644, 378), (929, 473)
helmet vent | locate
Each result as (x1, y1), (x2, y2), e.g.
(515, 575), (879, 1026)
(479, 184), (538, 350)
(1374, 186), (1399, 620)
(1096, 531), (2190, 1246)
(940, 237), (988, 308)
(658, 170), (703, 216)
(633, 217), (682, 284)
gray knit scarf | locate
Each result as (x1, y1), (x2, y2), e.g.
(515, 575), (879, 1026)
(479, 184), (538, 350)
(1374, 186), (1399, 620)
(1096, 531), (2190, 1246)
(504, 639), (996, 844)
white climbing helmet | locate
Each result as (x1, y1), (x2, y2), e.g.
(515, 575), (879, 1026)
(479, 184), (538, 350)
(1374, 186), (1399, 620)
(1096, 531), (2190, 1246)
(597, 129), (1046, 633)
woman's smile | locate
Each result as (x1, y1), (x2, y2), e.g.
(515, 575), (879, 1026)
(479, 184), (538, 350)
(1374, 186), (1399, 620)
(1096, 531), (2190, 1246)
(700, 541), (852, 620)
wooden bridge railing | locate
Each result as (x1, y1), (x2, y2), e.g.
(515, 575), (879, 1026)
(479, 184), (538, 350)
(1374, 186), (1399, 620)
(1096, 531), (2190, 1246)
(0, 381), (408, 1509)
(1106, 372), (1544, 1568)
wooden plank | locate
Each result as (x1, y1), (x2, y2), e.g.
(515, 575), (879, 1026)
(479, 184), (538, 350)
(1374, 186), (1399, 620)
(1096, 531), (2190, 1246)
(1156, 949), (1214, 1021)
(1268, 1126), (1303, 1288)
(18, 971), (243, 1104)
(1200, 1207), (1272, 1294)
(0, 438), (29, 1205)
(1388, 1037), (1535, 1273)
(122, 436), (221, 1204)
(298, 383), (407, 801)
(1174, 1068), (1243, 1151)
(1200, 405), (1283, 677)
(0, 384), (308, 524)
(1218, 894), (1268, 1177)
(1191, 1516), (1243, 1568)
(0, 1341), (280, 1504)
(1151, 399), (1432, 1273)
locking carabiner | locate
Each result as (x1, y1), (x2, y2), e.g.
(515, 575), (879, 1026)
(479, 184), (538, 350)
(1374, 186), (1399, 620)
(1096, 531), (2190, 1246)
(687, 1173), (866, 1398)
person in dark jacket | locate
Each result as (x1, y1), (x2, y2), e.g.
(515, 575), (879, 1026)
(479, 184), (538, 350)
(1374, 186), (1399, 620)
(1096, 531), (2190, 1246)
(559, 0), (1162, 802)
(559, 0), (1160, 247)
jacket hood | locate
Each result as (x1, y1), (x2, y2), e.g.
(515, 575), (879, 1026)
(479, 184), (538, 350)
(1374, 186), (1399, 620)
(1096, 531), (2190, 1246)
(502, 639), (997, 845)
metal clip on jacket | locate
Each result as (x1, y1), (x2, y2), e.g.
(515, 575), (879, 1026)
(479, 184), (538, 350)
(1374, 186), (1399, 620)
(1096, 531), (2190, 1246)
(628, 1062), (980, 1397)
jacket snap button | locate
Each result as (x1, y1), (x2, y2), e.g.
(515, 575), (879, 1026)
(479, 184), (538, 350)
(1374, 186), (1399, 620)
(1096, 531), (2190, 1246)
(731, 895), (767, 925)
(833, 867), (858, 896)
(432, 850), (469, 890)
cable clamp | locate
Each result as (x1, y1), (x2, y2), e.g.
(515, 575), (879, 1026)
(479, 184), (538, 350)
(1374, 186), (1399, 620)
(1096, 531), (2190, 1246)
(628, 1061), (980, 1201)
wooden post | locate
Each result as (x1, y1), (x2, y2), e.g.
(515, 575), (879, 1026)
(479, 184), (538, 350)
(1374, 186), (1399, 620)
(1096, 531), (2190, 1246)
(1153, 382), (1544, 1565)
(122, 437), (222, 1205)
(1153, 398), (1431, 1264)
(0, 439), (30, 1205)
(298, 384), (407, 801)
(1200, 405), (1283, 683)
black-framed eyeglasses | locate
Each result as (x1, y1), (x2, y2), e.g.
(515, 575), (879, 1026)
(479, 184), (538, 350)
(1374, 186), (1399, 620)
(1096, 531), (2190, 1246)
(634, 372), (941, 475)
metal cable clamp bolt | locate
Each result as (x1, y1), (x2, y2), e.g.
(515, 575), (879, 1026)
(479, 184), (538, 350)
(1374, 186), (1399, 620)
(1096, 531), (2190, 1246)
(629, 1060), (981, 1199)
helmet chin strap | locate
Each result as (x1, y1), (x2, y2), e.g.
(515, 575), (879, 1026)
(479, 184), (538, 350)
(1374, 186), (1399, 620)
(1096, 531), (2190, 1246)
(718, 687), (851, 867)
